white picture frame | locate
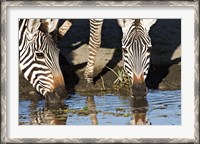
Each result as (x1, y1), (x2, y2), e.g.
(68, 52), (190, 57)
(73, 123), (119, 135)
(1, 0), (199, 143)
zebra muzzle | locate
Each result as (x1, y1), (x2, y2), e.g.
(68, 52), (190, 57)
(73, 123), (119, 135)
(46, 86), (68, 103)
(131, 74), (148, 99)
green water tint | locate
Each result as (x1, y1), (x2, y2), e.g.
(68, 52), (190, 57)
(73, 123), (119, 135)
(19, 90), (181, 125)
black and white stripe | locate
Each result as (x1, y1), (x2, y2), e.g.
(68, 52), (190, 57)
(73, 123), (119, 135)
(84, 19), (104, 83)
(84, 19), (156, 85)
(122, 19), (152, 81)
(19, 19), (64, 97)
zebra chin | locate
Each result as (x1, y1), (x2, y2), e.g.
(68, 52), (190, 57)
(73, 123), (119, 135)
(131, 74), (148, 100)
(44, 86), (68, 104)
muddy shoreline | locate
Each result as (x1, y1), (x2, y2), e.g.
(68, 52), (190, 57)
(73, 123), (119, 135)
(60, 62), (181, 94)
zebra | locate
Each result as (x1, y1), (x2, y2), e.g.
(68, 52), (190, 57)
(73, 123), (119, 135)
(84, 19), (156, 98)
(19, 19), (70, 103)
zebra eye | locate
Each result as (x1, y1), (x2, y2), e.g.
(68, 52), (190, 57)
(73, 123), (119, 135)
(123, 48), (128, 54)
(147, 46), (152, 53)
(36, 52), (45, 59)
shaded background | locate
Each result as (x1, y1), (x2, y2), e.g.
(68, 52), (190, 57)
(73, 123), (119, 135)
(57, 19), (181, 92)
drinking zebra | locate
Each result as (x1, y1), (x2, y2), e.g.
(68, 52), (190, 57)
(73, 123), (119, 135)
(84, 19), (156, 98)
(19, 19), (70, 103)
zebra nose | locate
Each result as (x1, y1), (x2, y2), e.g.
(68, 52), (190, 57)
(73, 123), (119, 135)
(131, 74), (147, 99)
(46, 86), (68, 103)
(131, 83), (147, 99)
(54, 86), (68, 100)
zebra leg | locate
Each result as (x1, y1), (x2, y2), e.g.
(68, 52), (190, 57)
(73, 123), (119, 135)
(58, 19), (72, 38)
(84, 19), (103, 85)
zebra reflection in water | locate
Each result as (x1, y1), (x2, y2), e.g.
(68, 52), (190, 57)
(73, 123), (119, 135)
(130, 98), (151, 125)
(30, 102), (68, 125)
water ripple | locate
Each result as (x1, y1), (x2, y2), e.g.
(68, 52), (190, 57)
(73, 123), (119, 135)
(19, 90), (181, 125)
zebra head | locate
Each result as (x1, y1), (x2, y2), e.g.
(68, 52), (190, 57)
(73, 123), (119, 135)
(118, 19), (156, 99)
(19, 19), (68, 103)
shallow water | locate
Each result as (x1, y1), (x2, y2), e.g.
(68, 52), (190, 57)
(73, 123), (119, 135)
(19, 90), (181, 125)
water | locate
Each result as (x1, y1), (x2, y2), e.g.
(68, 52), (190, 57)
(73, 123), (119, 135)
(19, 90), (181, 125)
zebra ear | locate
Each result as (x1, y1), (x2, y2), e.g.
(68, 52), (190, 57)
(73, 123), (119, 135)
(140, 19), (157, 32)
(117, 19), (133, 28)
(47, 19), (59, 33)
(118, 19), (135, 35)
(39, 19), (59, 33)
(40, 19), (58, 33)
(27, 19), (41, 34)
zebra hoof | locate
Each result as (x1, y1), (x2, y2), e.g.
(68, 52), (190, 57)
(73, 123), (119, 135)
(86, 77), (94, 87)
(86, 82), (94, 88)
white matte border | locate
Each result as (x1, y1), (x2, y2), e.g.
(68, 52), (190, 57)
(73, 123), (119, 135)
(1, 1), (199, 143)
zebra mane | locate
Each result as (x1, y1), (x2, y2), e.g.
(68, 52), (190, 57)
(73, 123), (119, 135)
(134, 19), (141, 27)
